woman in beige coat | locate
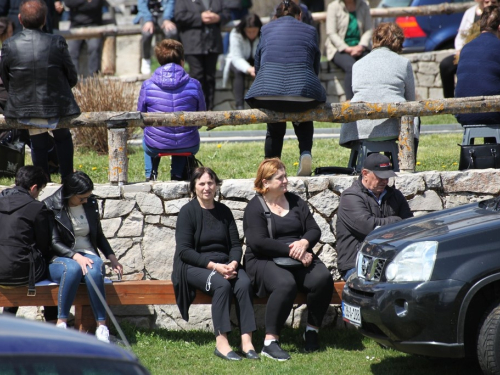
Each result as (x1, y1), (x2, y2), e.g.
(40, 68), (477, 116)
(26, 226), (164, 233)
(325, 0), (373, 100)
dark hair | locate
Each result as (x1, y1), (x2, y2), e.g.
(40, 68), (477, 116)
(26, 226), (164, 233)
(155, 39), (184, 66)
(19, 0), (47, 29)
(254, 158), (286, 195)
(0, 17), (12, 43)
(15, 165), (48, 191)
(372, 22), (405, 52)
(275, 0), (301, 19)
(236, 13), (263, 39)
(189, 167), (222, 197)
(480, 6), (500, 33)
(62, 171), (94, 202)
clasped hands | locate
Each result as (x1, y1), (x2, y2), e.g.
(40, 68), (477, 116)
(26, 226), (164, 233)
(289, 239), (312, 267)
(344, 45), (365, 57)
(201, 10), (220, 24)
(214, 261), (238, 280)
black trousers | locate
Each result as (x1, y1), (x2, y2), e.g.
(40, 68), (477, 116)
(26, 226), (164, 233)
(247, 99), (321, 159)
(259, 257), (333, 336)
(332, 50), (369, 100)
(439, 54), (457, 99)
(230, 62), (249, 108)
(187, 266), (256, 336)
(185, 53), (219, 111)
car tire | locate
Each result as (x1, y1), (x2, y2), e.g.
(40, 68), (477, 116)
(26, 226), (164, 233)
(478, 302), (500, 375)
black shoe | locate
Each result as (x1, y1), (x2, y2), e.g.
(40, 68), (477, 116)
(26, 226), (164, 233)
(304, 330), (320, 352)
(240, 349), (260, 360)
(261, 341), (291, 361)
(214, 348), (242, 361)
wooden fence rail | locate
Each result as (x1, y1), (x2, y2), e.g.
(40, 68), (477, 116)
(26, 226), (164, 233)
(55, 2), (474, 40)
(1, 95), (499, 182)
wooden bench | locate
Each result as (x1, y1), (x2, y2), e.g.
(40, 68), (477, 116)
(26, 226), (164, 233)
(0, 280), (345, 332)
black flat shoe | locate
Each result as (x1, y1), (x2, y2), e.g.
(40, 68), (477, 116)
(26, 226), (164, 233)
(241, 349), (260, 360)
(214, 348), (242, 361)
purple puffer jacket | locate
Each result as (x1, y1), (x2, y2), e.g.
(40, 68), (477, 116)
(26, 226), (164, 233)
(138, 63), (205, 150)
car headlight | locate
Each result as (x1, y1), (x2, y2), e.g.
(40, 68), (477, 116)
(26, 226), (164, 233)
(385, 241), (438, 282)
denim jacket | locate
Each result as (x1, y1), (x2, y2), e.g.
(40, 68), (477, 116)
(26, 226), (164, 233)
(133, 0), (175, 23)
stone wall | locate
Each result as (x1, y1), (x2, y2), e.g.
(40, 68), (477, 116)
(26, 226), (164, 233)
(6, 169), (500, 330)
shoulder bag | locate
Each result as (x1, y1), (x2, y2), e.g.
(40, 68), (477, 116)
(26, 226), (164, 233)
(256, 194), (303, 269)
(458, 144), (500, 170)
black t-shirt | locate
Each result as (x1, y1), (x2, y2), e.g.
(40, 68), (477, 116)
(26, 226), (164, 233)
(272, 211), (302, 245)
(199, 208), (228, 262)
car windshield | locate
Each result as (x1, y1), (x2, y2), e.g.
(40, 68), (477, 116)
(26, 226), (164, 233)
(379, 0), (412, 7)
(0, 356), (149, 375)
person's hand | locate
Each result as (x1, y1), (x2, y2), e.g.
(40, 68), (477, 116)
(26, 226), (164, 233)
(215, 263), (237, 280)
(55, 1), (64, 14)
(72, 253), (93, 275)
(289, 239), (309, 260)
(201, 11), (220, 24)
(108, 254), (123, 277)
(300, 252), (313, 267)
(247, 66), (256, 77)
(350, 45), (364, 57)
(142, 21), (154, 34)
(162, 19), (176, 32)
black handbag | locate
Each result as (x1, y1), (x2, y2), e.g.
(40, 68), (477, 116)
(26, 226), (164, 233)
(256, 194), (303, 269)
(314, 166), (357, 176)
(458, 144), (500, 170)
(182, 155), (203, 181)
(0, 130), (26, 178)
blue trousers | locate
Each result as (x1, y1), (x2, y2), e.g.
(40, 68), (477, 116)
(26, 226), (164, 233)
(143, 138), (199, 179)
(48, 253), (106, 322)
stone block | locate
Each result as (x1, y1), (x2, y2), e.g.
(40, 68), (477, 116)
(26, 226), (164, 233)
(415, 87), (428, 101)
(143, 225), (176, 280)
(429, 87), (444, 99)
(318, 243), (338, 269)
(408, 190), (443, 211)
(313, 212), (335, 244)
(122, 183), (151, 193)
(116, 35), (141, 76)
(117, 209), (144, 237)
(329, 175), (357, 194)
(153, 182), (189, 200)
(309, 189), (340, 217)
(220, 200), (247, 210)
(93, 185), (121, 198)
(422, 171), (442, 189)
(395, 174), (426, 197)
(220, 179), (255, 200)
(417, 61), (439, 75)
(442, 170), (500, 194)
(101, 217), (122, 238)
(164, 198), (190, 214)
(416, 72), (437, 88)
(145, 215), (161, 224)
(134, 192), (164, 215)
(103, 199), (136, 219)
(306, 177), (330, 193)
(161, 215), (177, 228)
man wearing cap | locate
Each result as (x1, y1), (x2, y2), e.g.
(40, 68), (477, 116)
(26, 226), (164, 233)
(336, 153), (413, 281)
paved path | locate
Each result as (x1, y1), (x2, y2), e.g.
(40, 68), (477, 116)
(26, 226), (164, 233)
(130, 124), (462, 145)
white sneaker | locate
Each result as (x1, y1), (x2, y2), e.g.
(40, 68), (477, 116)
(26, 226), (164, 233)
(141, 58), (151, 75)
(56, 322), (67, 329)
(297, 153), (312, 176)
(95, 325), (110, 343)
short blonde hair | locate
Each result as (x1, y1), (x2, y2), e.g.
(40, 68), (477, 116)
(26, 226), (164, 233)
(254, 158), (286, 195)
(372, 22), (405, 53)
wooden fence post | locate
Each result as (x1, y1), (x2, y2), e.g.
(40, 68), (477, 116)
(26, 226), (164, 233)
(101, 35), (116, 75)
(107, 127), (128, 185)
(399, 116), (415, 172)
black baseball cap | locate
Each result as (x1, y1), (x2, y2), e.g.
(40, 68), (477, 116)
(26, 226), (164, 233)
(363, 153), (397, 179)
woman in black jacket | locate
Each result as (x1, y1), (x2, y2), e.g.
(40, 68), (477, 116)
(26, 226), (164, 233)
(243, 158), (333, 360)
(43, 171), (122, 342)
(173, 167), (257, 361)
(174, 0), (229, 111)
(245, 0), (326, 176)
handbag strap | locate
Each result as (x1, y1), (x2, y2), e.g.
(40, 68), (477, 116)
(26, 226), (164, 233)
(256, 194), (273, 239)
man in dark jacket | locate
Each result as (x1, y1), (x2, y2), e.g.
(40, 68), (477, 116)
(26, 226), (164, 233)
(336, 153), (413, 280)
(65, 0), (105, 76)
(0, 166), (51, 314)
(0, 0), (80, 182)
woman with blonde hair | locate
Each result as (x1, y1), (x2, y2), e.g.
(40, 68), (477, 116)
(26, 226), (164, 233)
(243, 158), (333, 360)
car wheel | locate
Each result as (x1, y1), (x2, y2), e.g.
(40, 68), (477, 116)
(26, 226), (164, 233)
(478, 302), (500, 375)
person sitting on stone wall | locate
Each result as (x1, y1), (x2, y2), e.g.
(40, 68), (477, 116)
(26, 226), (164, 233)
(134, 0), (177, 75)
(336, 153), (413, 281)
(137, 39), (205, 181)
(455, 5), (500, 126)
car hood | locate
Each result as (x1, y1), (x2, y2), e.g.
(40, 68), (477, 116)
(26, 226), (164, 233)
(365, 197), (500, 248)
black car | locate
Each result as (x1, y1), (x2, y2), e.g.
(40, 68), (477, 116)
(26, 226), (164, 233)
(342, 197), (500, 374)
(0, 315), (151, 375)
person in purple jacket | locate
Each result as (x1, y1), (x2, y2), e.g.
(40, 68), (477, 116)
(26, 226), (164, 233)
(137, 39), (205, 181)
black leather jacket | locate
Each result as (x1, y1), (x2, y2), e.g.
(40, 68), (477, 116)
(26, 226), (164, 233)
(43, 187), (115, 260)
(0, 28), (80, 119)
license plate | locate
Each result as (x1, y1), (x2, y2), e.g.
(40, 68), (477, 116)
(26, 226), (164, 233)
(342, 302), (361, 326)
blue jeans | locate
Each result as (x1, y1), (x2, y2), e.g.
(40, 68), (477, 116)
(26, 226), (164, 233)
(48, 253), (106, 322)
(142, 139), (199, 179)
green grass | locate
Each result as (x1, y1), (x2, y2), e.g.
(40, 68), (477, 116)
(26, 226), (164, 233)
(121, 325), (481, 375)
(0, 132), (462, 186)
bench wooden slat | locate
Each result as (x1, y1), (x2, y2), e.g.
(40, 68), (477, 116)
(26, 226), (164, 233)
(1, 280), (345, 332)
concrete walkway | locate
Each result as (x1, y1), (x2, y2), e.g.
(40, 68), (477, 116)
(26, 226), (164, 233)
(130, 124), (462, 145)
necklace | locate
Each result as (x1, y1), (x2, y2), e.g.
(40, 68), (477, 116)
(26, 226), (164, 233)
(264, 197), (285, 216)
